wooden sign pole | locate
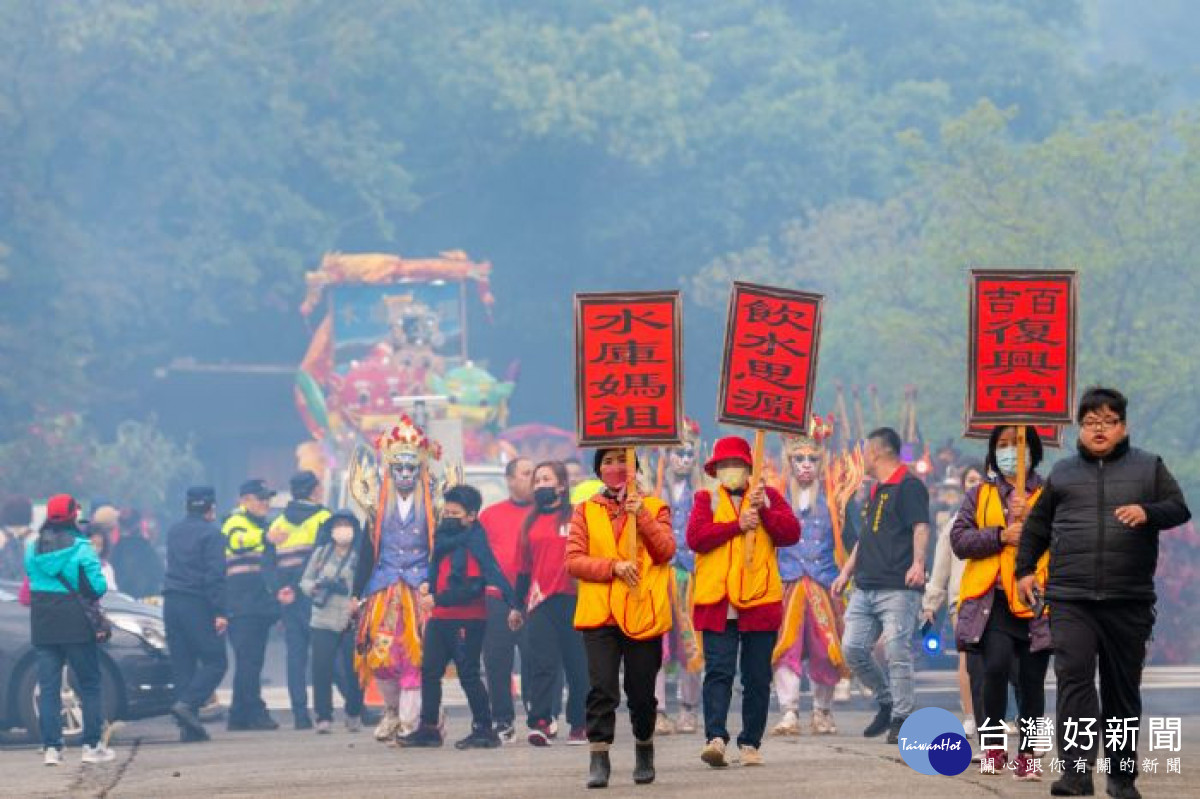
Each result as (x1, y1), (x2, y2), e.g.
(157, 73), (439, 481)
(624, 446), (641, 597)
(743, 429), (766, 568)
(1015, 425), (1027, 513)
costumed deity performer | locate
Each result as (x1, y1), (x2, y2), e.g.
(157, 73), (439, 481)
(349, 415), (442, 742)
(770, 417), (851, 736)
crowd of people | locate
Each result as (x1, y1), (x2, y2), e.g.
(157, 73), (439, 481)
(8, 386), (1191, 798)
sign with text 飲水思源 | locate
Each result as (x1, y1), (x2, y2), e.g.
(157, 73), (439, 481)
(717, 282), (824, 436)
(574, 291), (683, 448)
(967, 269), (1077, 427)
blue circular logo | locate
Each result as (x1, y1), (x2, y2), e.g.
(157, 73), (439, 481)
(896, 708), (972, 776)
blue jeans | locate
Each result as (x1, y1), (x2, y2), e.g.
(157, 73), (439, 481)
(842, 588), (921, 718)
(36, 643), (103, 749)
(701, 620), (777, 749)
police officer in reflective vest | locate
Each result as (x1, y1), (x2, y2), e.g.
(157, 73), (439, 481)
(223, 479), (281, 731)
(268, 470), (331, 730)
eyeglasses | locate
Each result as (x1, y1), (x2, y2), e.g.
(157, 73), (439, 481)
(672, 448), (695, 459)
(1080, 417), (1123, 431)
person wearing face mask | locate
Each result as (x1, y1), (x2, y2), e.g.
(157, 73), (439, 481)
(951, 429), (1050, 781)
(517, 461), (589, 746)
(771, 422), (850, 738)
(1017, 388), (1190, 799)
(687, 436), (801, 769)
(300, 511), (366, 734)
(653, 419), (704, 736)
(923, 463), (985, 740)
(398, 484), (523, 749)
(566, 448), (675, 788)
(222, 479), (281, 733)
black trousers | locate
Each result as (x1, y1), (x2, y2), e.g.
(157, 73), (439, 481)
(164, 593), (228, 711)
(1051, 599), (1155, 782)
(228, 615), (273, 723)
(311, 627), (364, 722)
(582, 626), (662, 745)
(483, 596), (528, 725)
(421, 618), (491, 729)
(978, 630), (1049, 749)
(281, 593), (312, 714)
(526, 594), (589, 728)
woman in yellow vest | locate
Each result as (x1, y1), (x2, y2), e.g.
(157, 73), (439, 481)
(950, 425), (1051, 782)
(687, 436), (800, 769)
(565, 448), (675, 789)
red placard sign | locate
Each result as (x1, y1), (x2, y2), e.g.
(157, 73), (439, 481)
(968, 270), (1077, 427)
(963, 422), (1063, 449)
(575, 291), (683, 448)
(717, 282), (824, 435)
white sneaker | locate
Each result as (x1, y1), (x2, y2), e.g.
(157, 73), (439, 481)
(771, 709), (801, 736)
(962, 717), (977, 738)
(44, 748), (62, 767)
(374, 709), (400, 741)
(81, 744), (116, 764)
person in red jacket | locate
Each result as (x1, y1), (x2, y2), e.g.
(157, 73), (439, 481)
(518, 461), (589, 746)
(687, 436), (801, 768)
(478, 457), (534, 742)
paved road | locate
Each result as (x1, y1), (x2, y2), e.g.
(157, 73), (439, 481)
(2, 699), (1196, 797)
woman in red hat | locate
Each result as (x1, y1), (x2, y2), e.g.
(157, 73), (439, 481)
(565, 448), (675, 788)
(687, 436), (800, 768)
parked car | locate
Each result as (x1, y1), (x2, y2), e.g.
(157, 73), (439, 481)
(0, 580), (174, 743)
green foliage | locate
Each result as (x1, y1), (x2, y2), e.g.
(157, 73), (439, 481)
(0, 414), (202, 515)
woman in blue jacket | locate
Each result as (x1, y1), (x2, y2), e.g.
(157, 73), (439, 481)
(25, 494), (114, 766)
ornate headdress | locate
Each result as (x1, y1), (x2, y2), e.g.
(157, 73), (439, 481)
(783, 413), (835, 456)
(375, 414), (442, 465)
(680, 417), (702, 447)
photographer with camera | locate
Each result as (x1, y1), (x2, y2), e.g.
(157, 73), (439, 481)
(299, 510), (366, 734)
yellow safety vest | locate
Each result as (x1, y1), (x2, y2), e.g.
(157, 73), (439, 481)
(957, 483), (1049, 618)
(573, 496), (673, 640)
(693, 486), (782, 610)
(268, 507), (331, 572)
(223, 508), (267, 574)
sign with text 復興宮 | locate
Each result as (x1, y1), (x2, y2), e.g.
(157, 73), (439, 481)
(717, 282), (824, 436)
(574, 291), (683, 448)
(967, 270), (1077, 428)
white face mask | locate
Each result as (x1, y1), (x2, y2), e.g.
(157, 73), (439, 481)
(716, 465), (750, 491)
(331, 527), (354, 547)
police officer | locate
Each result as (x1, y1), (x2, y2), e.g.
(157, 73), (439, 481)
(267, 470), (330, 730)
(223, 479), (281, 731)
(163, 487), (229, 743)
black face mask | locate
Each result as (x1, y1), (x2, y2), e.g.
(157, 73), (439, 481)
(437, 517), (466, 537)
(534, 487), (562, 510)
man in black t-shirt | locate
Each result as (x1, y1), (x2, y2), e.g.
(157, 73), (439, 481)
(831, 428), (929, 744)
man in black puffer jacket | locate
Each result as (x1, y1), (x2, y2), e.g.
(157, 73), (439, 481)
(1017, 387), (1190, 799)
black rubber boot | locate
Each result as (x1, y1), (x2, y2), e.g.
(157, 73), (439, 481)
(633, 741), (655, 785)
(587, 750), (611, 789)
